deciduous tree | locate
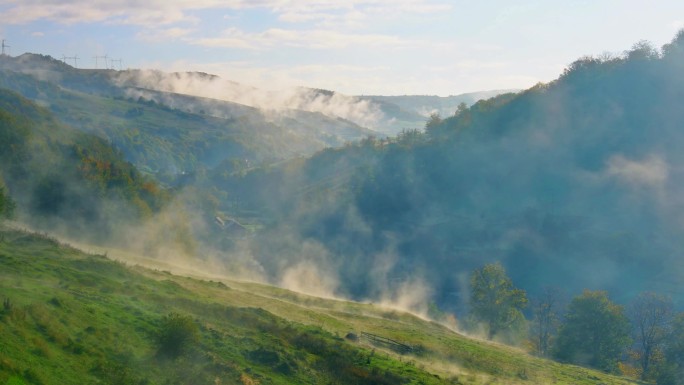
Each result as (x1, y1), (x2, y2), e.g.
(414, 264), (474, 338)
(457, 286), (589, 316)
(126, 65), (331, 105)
(554, 290), (631, 372)
(469, 262), (527, 340)
(530, 286), (564, 357)
(629, 292), (673, 380)
(656, 312), (684, 385)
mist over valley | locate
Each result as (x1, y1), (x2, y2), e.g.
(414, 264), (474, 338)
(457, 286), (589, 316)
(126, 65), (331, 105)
(3, 21), (684, 385)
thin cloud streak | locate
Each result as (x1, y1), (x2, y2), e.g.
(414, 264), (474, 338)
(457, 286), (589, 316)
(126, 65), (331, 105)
(191, 27), (445, 50)
(0, 0), (451, 26)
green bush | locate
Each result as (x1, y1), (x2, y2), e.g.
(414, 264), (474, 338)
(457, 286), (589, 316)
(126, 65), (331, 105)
(156, 313), (198, 358)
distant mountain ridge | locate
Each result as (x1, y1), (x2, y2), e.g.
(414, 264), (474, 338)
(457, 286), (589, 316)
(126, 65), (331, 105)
(358, 90), (520, 135)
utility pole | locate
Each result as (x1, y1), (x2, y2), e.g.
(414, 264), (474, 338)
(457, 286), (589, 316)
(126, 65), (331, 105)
(111, 58), (123, 70)
(62, 55), (78, 68)
(1, 40), (9, 56)
(93, 54), (108, 69)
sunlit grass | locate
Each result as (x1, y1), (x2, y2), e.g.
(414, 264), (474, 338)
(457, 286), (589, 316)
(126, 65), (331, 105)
(0, 226), (639, 384)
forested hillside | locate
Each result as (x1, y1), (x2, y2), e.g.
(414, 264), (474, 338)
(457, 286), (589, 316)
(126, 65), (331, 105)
(0, 89), (166, 238)
(0, 54), (376, 175)
(206, 32), (684, 314)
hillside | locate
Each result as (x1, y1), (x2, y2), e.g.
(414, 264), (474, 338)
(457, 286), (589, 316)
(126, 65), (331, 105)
(0, 226), (638, 385)
(0, 88), (166, 239)
(198, 32), (684, 313)
(0, 54), (376, 174)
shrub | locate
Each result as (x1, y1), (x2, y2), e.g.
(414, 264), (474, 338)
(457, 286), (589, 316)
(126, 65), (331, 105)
(3, 297), (12, 312)
(156, 313), (198, 358)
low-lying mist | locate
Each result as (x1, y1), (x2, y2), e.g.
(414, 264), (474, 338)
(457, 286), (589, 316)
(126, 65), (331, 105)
(7, 34), (684, 351)
(179, 32), (684, 324)
(114, 70), (384, 129)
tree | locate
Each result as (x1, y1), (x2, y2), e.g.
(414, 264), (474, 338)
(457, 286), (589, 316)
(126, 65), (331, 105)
(656, 312), (684, 385)
(454, 102), (468, 116)
(553, 290), (631, 372)
(629, 292), (673, 380)
(662, 29), (684, 59)
(626, 40), (660, 61)
(530, 286), (564, 357)
(469, 262), (528, 340)
(424, 112), (442, 132)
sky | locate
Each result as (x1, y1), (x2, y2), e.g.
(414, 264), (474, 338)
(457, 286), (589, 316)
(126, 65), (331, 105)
(0, 0), (683, 96)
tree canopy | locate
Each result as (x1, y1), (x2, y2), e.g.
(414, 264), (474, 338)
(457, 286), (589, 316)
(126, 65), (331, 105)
(629, 292), (673, 380)
(469, 262), (527, 340)
(554, 290), (631, 372)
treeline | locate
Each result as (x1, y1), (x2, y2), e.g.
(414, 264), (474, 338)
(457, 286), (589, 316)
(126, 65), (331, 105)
(467, 262), (684, 383)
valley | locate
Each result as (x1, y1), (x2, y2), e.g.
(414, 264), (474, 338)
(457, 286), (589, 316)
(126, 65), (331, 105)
(2, 23), (684, 385)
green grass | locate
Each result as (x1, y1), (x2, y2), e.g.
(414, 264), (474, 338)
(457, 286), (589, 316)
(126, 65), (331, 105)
(0, 226), (640, 385)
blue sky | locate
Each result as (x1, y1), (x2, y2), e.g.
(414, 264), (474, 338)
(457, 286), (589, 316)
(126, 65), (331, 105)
(1, 0), (682, 95)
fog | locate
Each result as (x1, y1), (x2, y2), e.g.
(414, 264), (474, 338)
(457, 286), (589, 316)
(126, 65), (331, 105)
(192, 35), (684, 329)
(5, 35), (684, 348)
(114, 70), (384, 129)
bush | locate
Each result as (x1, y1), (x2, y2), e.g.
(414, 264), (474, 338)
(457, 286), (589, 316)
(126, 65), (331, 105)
(156, 313), (198, 358)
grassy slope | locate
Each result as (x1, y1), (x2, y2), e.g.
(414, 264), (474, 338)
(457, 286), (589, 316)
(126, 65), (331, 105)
(0, 227), (638, 385)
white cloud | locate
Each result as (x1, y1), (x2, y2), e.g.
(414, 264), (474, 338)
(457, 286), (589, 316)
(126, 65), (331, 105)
(167, 60), (393, 94)
(0, 0), (227, 25)
(0, 0), (451, 26)
(155, 58), (537, 96)
(136, 27), (195, 42)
